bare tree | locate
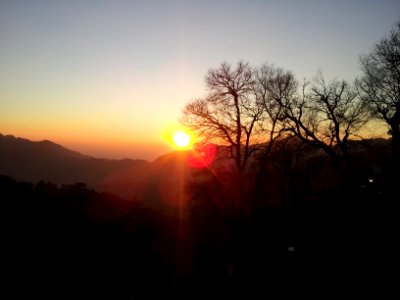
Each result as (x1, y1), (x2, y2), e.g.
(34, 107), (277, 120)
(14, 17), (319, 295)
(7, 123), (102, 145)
(251, 64), (297, 200)
(182, 62), (263, 174)
(358, 21), (400, 171)
(280, 73), (369, 176)
(253, 64), (297, 162)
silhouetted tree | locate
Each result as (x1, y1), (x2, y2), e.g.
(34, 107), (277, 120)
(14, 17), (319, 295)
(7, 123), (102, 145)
(252, 64), (297, 200)
(358, 21), (400, 173)
(182, 62), (266, 213)
(182, 62), (262, 175)
(280, 73), (369, 185)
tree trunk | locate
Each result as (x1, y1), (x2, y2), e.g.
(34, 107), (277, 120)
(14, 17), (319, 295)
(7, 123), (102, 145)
(390, 117), (400, 202)
(390, 112), (400, 171)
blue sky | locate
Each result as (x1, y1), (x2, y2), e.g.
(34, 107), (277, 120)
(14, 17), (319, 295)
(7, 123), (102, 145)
(0, 0), (399, 159)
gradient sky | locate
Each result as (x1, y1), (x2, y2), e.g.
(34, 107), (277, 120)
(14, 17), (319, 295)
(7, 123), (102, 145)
(1, 0), (399, 160)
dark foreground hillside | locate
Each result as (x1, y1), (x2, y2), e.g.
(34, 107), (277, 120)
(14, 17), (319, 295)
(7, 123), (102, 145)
(1, 172), (399, 299)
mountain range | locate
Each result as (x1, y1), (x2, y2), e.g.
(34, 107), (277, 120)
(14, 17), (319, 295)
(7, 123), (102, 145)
(0, 133), (154, 199)
(0, 133), (391, 206)
(0, 133), (218, 206)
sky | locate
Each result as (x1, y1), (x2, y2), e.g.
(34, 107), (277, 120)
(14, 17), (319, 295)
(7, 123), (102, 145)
(1, 0), (399, 160)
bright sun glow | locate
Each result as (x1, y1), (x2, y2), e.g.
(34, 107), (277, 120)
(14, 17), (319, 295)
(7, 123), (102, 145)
(172, 131), (191, 148)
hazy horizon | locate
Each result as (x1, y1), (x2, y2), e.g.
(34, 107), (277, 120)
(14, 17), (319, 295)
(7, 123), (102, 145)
(1, 0), (400, 160)
(0, 132), (171, 161)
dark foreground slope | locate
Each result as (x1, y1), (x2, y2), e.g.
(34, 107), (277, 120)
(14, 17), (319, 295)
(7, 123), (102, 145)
(1, 174), (177, 298)
(2, 169), (399, 299)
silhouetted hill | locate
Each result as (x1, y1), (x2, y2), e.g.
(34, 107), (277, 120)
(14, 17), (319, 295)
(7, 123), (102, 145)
(0, 133), (393, 206)
(0, 134), (228, 206)
(0, 133), (150, 198)
(134, 151), (193, 209)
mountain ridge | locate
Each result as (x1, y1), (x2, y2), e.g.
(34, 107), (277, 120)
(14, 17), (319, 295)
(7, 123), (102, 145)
(0, 133), (392, 203)
(0, 133), (151, 198)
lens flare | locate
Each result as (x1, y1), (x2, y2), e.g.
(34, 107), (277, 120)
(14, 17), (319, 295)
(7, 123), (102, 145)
(187, 143), (217, 168)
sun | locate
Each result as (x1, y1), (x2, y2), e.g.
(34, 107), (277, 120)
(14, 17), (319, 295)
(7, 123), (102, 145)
(172, 130), (192, 148)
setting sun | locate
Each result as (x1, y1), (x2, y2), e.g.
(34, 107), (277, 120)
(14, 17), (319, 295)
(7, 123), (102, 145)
(172, 131), (191, 148)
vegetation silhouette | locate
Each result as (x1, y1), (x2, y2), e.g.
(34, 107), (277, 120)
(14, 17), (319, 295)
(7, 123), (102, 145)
(358, 21), (400, 196)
